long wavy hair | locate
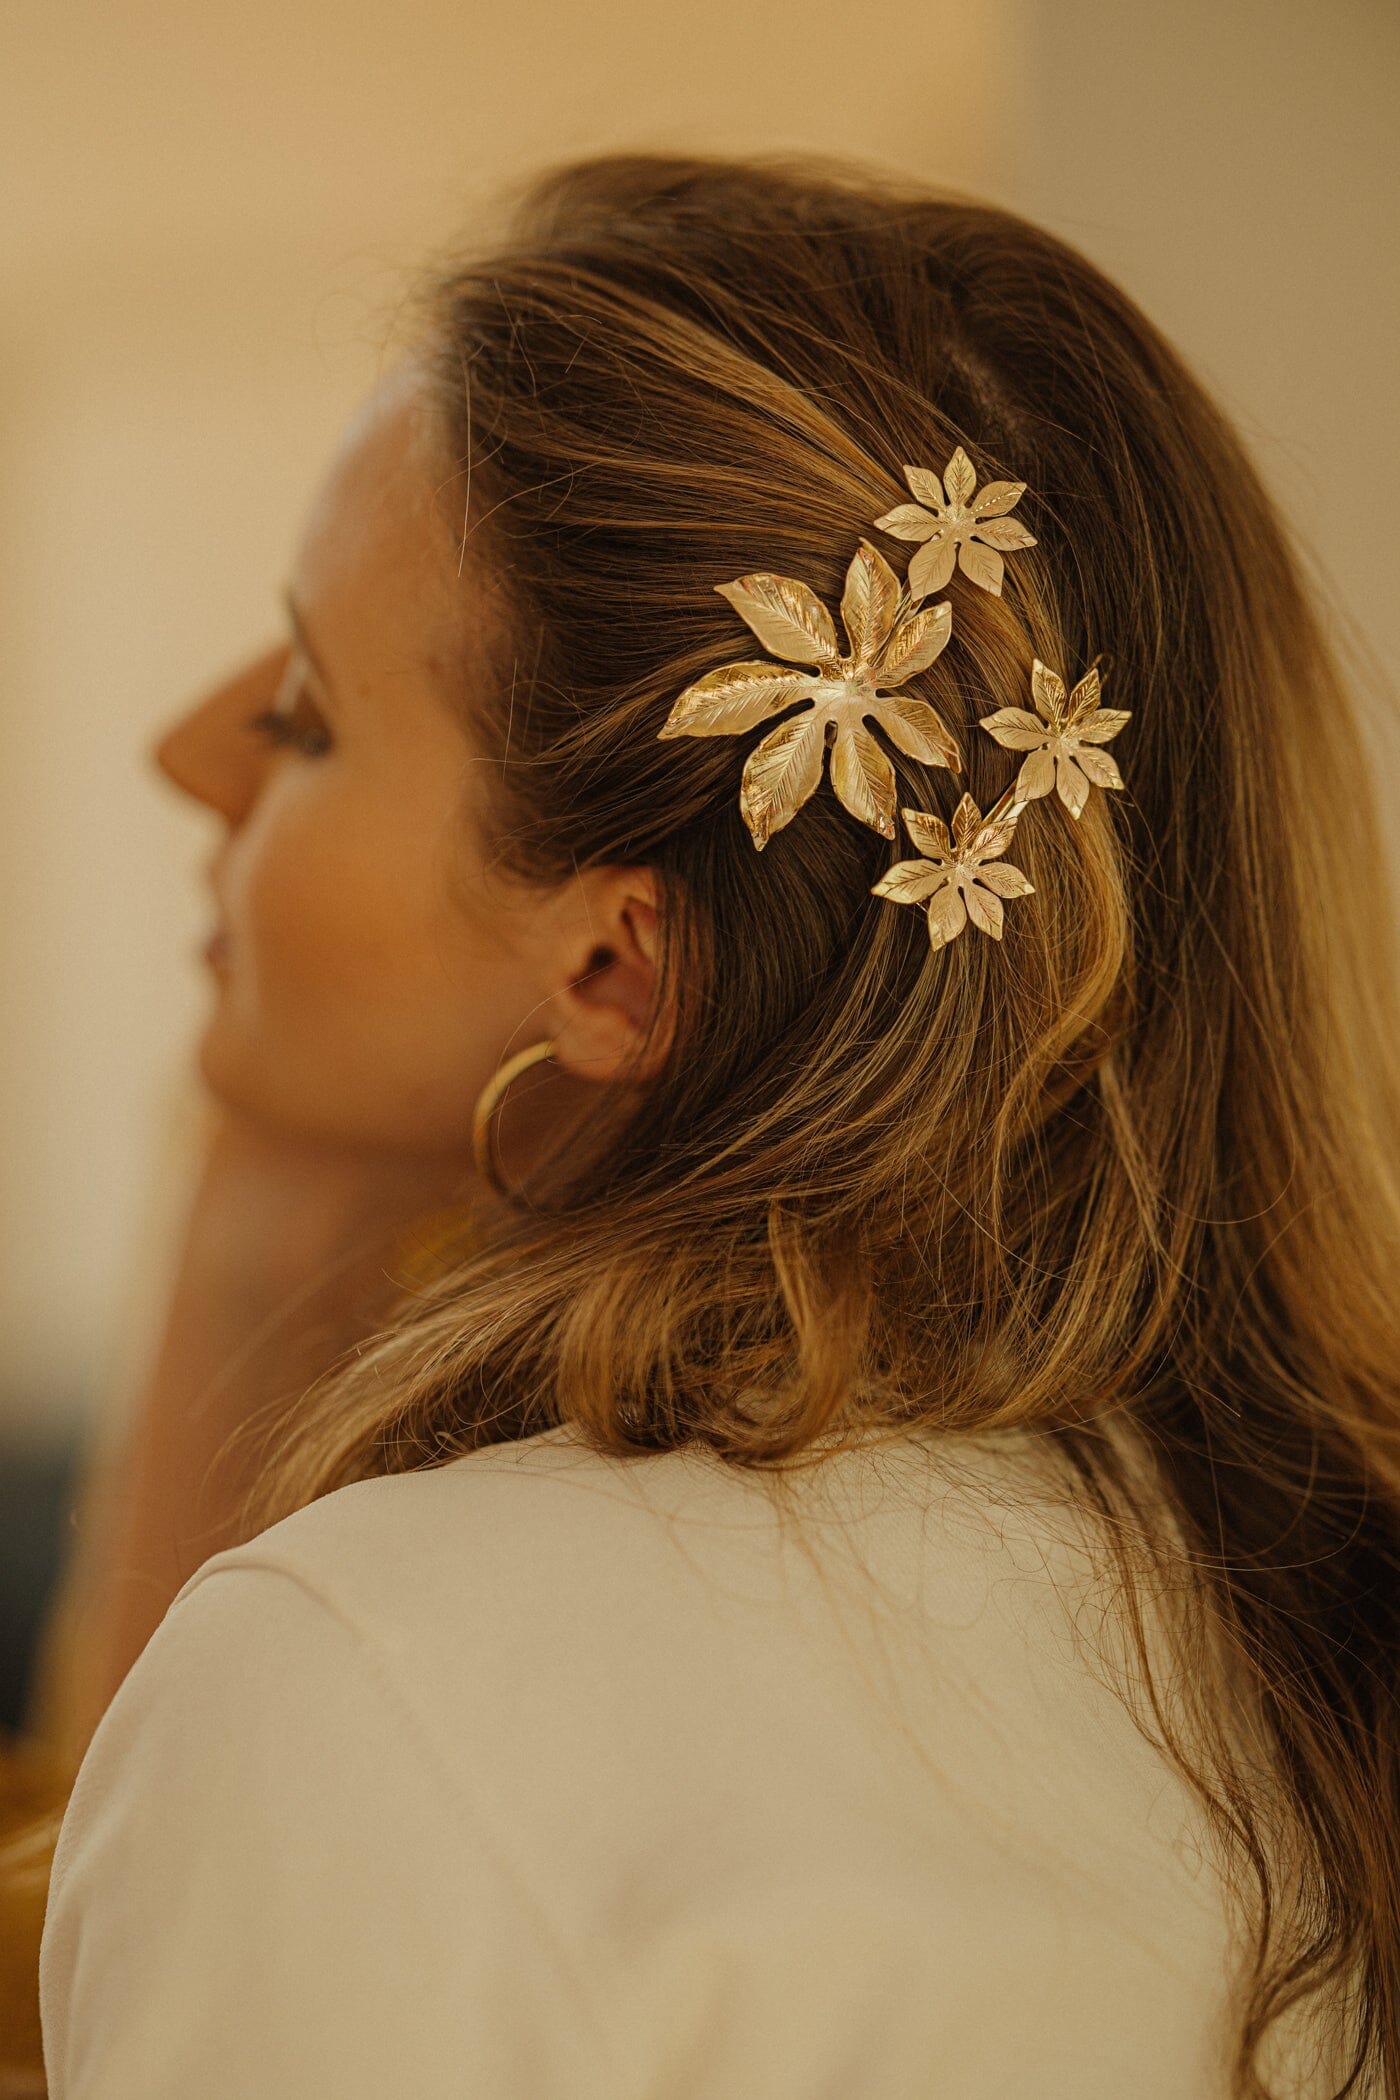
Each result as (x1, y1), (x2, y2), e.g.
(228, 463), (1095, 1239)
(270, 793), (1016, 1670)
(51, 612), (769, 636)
(229, 156), (1399, 2093)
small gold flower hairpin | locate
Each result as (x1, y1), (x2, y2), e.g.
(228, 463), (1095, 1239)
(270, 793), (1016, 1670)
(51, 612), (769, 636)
(658, 540), (962, 850)
(870, 789), (1034, 951)
(874, 446), (1036, 600)
(979, 660), (1130, 819)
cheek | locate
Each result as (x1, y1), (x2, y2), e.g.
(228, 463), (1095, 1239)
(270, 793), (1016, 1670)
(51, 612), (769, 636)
(232, 781), (387, 1003)
(204, 772), (517, 1149)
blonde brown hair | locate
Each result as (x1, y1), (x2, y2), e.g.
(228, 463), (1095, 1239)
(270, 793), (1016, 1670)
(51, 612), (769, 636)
(246, 156), (1400, 2092)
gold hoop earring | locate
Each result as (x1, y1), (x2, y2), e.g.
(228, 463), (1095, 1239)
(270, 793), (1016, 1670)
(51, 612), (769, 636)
(471, 1038), (558, 1201)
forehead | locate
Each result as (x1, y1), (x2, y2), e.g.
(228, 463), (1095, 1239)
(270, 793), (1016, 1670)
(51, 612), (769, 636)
(291, 363), (459, 656)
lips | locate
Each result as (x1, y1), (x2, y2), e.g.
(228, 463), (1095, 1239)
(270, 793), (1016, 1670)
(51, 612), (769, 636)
(203, 856), (231, 970)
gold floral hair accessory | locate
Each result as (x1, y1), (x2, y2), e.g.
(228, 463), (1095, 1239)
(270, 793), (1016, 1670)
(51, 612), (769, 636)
(654, 440), (1131, 955)
(871, 789), (1034, 950)
(979, 660), (1130, 819)
(873, 445), (1036, 600)
(658, 540), (960, 849)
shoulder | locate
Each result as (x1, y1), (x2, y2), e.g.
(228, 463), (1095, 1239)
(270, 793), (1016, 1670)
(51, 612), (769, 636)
(182, 1420), (754, 1594)
(41, 1547), (629, 2097)
(112, 1425), (1146, 1897)
(42, 1427), (1240, 2097)
(161, 1421), (1096, 1696)
(176, 1416), (1082, 1592)
(163, 1423), (807, 1673)
(154, 1420), (1177, 1722)
(145, 1424), (1203, 1862)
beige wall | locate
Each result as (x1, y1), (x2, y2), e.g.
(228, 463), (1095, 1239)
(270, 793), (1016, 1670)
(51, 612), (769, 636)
(1, 0), (1394, 1442)
(1019, 0), (1400, 712)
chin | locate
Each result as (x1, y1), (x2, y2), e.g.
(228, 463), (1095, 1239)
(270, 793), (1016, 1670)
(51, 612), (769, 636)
(194, 1021), (271, 1124)
(193, 1012), (311, 1137)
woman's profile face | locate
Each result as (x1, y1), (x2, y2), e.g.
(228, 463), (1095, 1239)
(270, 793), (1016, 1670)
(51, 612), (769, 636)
(153, 363), (643, 1161)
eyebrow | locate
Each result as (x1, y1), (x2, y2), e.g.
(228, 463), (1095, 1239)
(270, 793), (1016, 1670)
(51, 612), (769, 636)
(281, 587), (339, 709)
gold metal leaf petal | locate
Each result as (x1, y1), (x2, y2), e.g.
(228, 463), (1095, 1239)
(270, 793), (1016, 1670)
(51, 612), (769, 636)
(1072, 744), (1125, 791)
(1030, 660), (1067, 724)
(943, 448), (977, 507)
(872, 503), (938, 543)
(1016, 748), (1057, 802)
(830, 721), (896, 838)
(965, 883), (1005, 939)
(660, 663), (818, 738)
(840, 541), (901, 667)
(900, 806), (952, 859)
(1055, 752), (1091, 819)
(927, 884), (968, 949)
(903, 464), (945, 507)
(870, 860), (952, 906)
(973, 517), (1037, 553)
(957, 538), (1005, 595)
(970, 480), (1025, 518)
(974, 860), (1035, 899)
(907, 535), (958, 601)
(716, 574), (840, 667)
(1074, 708), (1132, 745)
(867, 694), (960, 771)
(970, 818), (1020, 862)
(1066, 667), (1099, 726)
(979, 707), (1049, 752)
(739, 711), (826, 849)
(877, 600), (952, 684)
(951, 792), (981, 850)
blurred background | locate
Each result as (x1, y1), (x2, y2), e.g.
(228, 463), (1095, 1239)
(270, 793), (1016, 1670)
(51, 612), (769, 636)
(1, 0), (1396, 1731)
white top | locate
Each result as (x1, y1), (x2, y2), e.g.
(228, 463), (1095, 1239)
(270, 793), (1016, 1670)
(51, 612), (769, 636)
(40, 1421), (1258, 2096)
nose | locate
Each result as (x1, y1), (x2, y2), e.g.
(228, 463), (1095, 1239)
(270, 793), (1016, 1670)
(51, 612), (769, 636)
(151, 644), (287, 825)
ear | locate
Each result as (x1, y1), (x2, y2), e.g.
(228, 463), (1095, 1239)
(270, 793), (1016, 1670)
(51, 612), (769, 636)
(542, 866), (674, 1088)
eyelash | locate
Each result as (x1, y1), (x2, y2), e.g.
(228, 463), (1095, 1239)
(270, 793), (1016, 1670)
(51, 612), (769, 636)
(248, 708), (331, 757)
(248, 660), (332, 758)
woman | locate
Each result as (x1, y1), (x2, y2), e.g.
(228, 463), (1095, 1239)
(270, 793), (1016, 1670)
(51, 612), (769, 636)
(24, 153), (1400, 2095)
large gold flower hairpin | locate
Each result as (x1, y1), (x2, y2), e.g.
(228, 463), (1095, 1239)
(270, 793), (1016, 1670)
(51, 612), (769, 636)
(874, 446), (1036, 600)
(658, 540), (962, 850)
